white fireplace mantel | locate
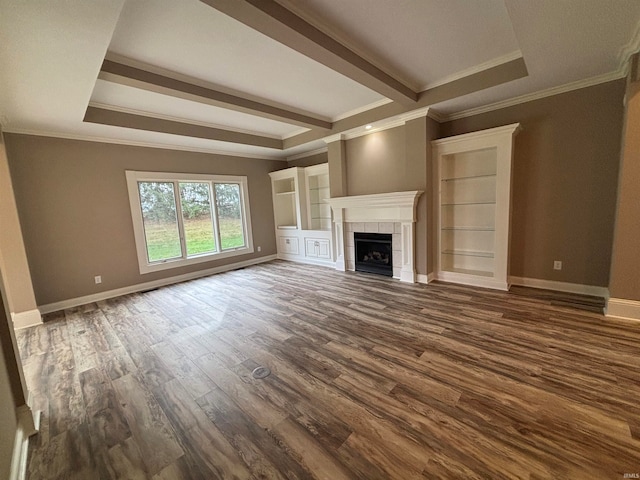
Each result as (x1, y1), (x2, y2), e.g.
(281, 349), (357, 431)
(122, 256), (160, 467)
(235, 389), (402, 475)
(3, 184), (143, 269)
(327, 191), (423, 283)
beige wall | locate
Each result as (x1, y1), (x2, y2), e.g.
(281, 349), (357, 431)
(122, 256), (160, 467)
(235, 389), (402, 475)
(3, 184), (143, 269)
(346, 126), (407, 195)
(441, 80), (625, 287)
(5, 135), (284, 306)
(609, 69), (640, 300)
(0, 132), (38, 314)
(287, 151), (328, 168)
(343, 116), (440, 276)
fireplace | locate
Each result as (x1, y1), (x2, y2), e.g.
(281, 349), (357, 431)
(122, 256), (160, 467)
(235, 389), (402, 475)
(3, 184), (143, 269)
(327, 190), (423, 283)
(354, 232), (393, 276)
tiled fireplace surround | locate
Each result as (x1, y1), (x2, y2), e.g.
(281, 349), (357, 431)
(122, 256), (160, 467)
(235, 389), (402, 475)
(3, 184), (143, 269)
(345, 222), (402, 277)
(327, 191), (424, 283)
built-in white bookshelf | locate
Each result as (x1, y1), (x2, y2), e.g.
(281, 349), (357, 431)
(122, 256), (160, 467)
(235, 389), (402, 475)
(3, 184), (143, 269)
(305, 163), (331, 231)
(432, 123), (520, 290)
(269, 164), (333, 266)
(269, 168), (305, 230)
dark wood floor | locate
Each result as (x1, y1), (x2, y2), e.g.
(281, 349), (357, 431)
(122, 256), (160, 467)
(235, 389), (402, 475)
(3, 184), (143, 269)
(16, 261), (640, 479)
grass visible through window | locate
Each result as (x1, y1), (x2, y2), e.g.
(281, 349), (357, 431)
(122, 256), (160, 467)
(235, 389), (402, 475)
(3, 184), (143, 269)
(145, 218), (244, 262)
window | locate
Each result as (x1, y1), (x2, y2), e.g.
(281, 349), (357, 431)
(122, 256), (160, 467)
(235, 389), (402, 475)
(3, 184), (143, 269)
(126, 171), (253, 274)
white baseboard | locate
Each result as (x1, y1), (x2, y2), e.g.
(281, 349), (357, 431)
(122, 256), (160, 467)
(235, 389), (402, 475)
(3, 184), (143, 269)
(276, 254), (335, 269)
(416, 273), (435, 284)
(606, 298), (640, 321)
(11, 309), (43, 329)
(39, 254), (277, 314)
(437, 271), (508, 291)
(509, 276), (609, 298)
(10, 401), (39, 480)
(399, 269), (416, 283)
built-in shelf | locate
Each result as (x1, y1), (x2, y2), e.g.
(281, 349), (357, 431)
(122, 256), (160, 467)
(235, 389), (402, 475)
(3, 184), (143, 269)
(441, 201), (496, 206)
(442, 249), (494, 258)
(441, 173), (497, 182)
(269, 168), (304, 230)
(433, 123), (520, 290)
(441, 226), (495, 231)
(305, 164), (331, 232)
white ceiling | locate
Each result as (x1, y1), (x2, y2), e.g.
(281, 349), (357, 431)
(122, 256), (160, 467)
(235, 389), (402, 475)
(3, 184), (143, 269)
(1, 0), (640, 159)
(282, 0), (521, 91)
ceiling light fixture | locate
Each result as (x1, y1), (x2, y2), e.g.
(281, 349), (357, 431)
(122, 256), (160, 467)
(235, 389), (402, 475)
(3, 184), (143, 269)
(365, 124), (372, 130)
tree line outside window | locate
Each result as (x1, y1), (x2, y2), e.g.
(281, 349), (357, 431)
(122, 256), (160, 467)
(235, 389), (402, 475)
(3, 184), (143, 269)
(137, 181), (245, 263)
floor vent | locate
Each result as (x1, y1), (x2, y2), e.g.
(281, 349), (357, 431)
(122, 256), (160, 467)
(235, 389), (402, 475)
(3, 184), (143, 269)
(252, 366), (271, 379)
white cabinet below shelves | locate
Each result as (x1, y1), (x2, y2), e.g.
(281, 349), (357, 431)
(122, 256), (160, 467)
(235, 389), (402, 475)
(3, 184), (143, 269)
(305, 238), (331, 260)
(432, 123), (520, 290)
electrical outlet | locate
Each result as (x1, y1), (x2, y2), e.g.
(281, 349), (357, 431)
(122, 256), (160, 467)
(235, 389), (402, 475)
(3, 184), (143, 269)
(94, 275), (102, 284)
(257, 246), (261, 252)
(553, 261), (562, 271)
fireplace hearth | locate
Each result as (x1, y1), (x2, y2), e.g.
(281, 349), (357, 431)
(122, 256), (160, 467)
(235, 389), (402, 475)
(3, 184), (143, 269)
(354, 232), (393, 276)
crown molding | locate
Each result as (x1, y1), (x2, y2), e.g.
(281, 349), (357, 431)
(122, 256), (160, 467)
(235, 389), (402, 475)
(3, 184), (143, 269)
(88, 102), (285, 140)
(332, 98), (394, 122)
(323, 133), (346, 144)
(426, 109), (446, 123)
(2, 128), (287, 161)
(281, 126), (312, 140)
(286, 146), (328, 161)
(321, 106), (431, 144)
(336, 106), (432, 141)
(439, 27), (640, 124)
(400, 106), (431, 123)
(431, 122), (521, 147)
(421, 51), (523, 91)
(618, 18), (640, 75)
(442, 70), (625, 122)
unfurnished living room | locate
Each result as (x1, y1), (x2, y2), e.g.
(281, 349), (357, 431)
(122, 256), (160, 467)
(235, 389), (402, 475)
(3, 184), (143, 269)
(1, 1), (640, 479)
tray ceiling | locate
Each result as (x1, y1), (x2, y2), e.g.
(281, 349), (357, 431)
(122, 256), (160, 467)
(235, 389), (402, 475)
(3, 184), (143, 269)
(1, 0), (640, 159)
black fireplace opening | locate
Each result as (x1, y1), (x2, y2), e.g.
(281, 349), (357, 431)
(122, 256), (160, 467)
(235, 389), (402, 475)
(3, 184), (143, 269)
(354, 232), (393, 277)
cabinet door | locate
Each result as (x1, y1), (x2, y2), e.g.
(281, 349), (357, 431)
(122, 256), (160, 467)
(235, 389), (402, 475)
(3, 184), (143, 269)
(317, 240), (331, 259)
(304, 238), (331, 260)
(279, 236), (299, 255)
(305, 239), (318, 258)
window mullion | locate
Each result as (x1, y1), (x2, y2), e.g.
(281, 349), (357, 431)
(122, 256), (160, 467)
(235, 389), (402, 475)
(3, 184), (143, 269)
(210, 182), (222, 252)
(237, 183), (247, 249)
(173, 181), (188, 259)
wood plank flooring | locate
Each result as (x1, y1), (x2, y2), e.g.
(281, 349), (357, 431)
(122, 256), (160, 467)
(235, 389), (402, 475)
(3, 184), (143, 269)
(16, 260), (640, 479)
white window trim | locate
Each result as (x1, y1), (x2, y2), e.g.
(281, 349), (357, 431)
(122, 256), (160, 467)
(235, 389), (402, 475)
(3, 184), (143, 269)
(126, 170), (254, 274)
